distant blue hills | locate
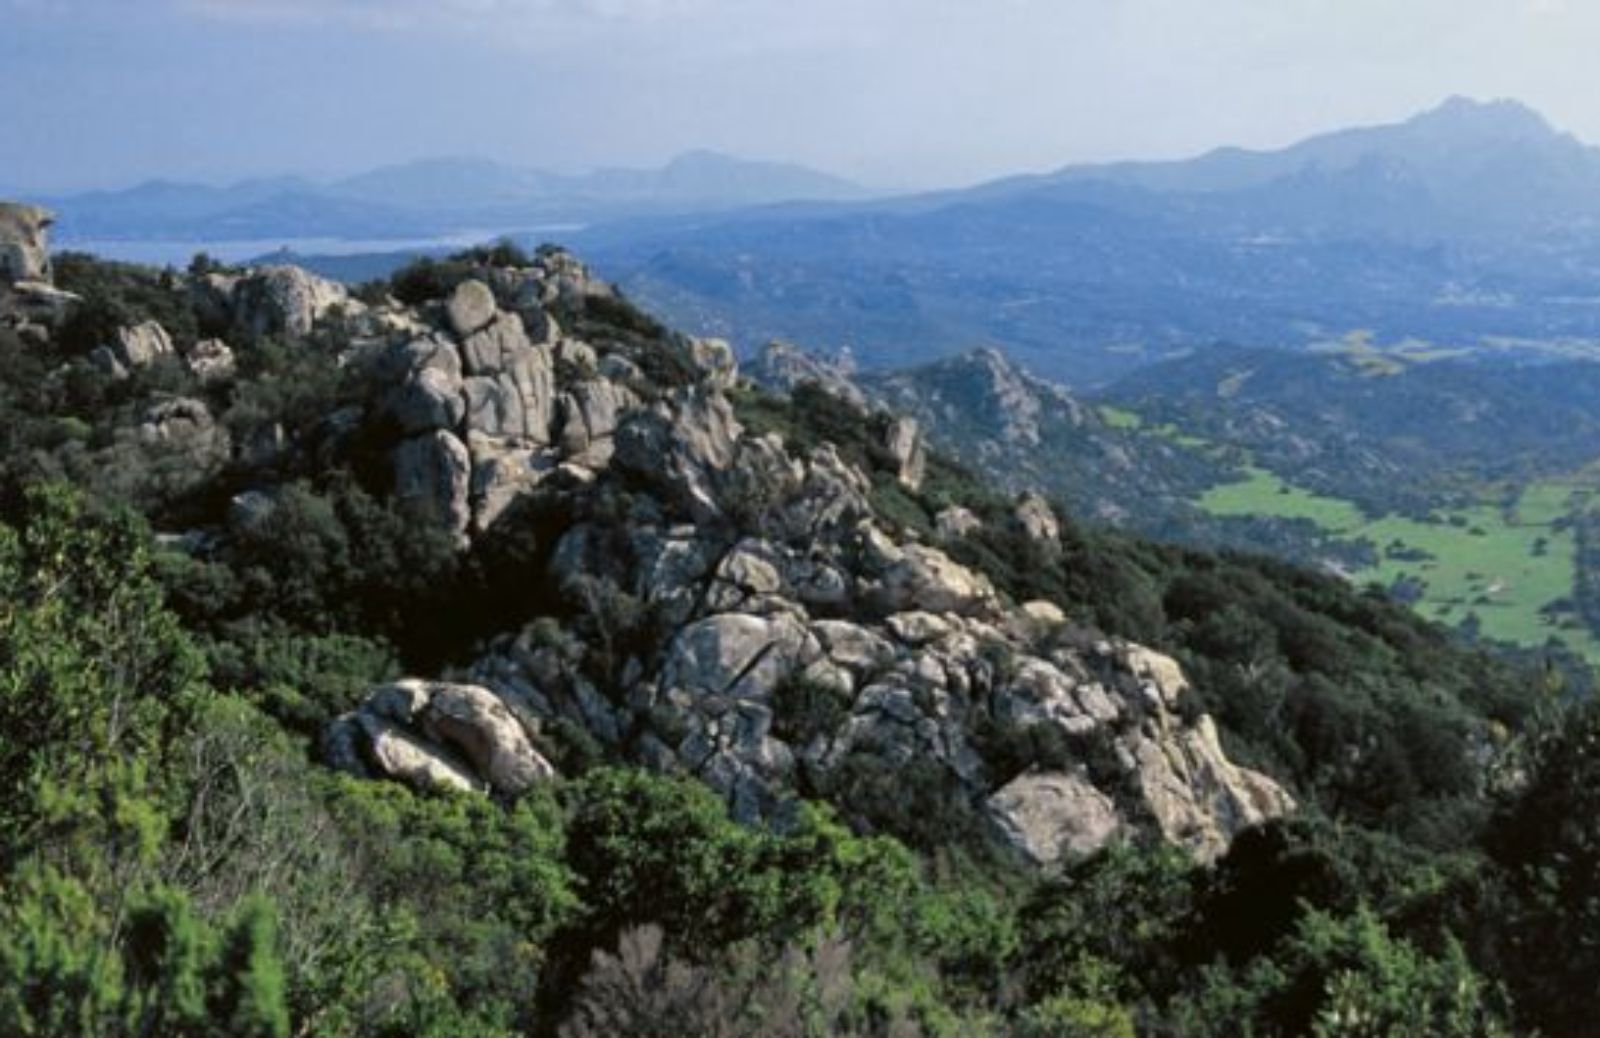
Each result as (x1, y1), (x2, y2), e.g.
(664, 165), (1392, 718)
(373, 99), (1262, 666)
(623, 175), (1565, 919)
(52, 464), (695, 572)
(40, 97), (1600, 386)
(570, 97), (1600, 383)
(40, 151), (874, 241)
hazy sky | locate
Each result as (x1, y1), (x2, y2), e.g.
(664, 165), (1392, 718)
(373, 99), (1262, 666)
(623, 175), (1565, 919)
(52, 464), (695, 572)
(3, 0), (1598, 193)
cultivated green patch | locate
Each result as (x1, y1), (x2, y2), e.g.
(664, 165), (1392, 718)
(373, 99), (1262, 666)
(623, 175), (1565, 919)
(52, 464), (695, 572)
(1201, 466), (1600, 659)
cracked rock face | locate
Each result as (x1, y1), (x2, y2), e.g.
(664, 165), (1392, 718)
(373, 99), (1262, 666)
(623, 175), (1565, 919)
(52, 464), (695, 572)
(0, 202), (54, 285)
(232, 265), (354, 338)
(114, 321), (176, 370)
(309, 249), (1293, 866)
(987, 772), (1122, 866)
(328, 679), (556, 796)
(345, 400), (1292, 861)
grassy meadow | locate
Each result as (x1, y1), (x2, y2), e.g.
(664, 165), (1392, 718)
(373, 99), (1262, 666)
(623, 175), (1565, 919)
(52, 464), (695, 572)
(1200, 466), (1600, 659)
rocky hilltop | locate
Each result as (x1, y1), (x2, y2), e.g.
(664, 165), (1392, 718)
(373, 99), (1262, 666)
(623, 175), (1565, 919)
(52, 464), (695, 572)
(749, 341), (1230, 528)
(0, 201), (1290, 865)
(2, 195), (1569, 1037)
(306, 262), (1292, 864)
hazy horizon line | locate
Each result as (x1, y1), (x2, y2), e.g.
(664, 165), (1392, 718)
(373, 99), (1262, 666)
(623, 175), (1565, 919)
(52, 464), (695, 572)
(8, 92), (1564, 202)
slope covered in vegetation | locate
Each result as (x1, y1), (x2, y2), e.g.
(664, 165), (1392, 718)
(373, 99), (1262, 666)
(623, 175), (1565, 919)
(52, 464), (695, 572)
(0, 225), (1589, 1036)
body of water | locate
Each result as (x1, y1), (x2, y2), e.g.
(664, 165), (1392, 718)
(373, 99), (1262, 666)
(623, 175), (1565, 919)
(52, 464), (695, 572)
(54, 226), (586, 268)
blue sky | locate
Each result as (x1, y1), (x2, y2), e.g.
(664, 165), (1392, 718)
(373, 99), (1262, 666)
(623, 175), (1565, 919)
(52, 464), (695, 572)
(3, 0), (1596, 193)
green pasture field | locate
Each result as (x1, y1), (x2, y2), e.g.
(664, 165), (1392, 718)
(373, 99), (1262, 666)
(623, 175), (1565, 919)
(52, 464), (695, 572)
(1200, 466), (1600, 659)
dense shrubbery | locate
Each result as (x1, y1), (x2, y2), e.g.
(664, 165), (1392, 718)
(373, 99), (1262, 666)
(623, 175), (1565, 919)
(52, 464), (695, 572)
(0, 252), (1589, 1035)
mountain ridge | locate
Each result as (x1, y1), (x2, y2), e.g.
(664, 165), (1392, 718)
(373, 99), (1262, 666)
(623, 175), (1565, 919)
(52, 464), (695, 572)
(574, 96), (1600, 384)
(45, 150), (875, 243)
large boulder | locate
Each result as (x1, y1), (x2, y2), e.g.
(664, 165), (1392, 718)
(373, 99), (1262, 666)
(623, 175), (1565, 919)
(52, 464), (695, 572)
(460, 315), (557, 442)
(382, 336), (467, 434)
(329, 679), (556, 796)
(986, 771), (1123, 866)
(868, 541), (999, 617)
(557, 379), (636, 463)
(184, 338), (236, 384)
(469, 437), (559, 533)
(670, 335), (739, 390)
(0, 202), (53, 284)
(1131, 715), (1296, 861)
(393, 430), (473, 537)
(1012, 491), (1061, 545)
(112, 321), (176, 370)
(660, 611), (817, 700)
(614, 389), (742, 522)
(934, 506), (982, 541)
(446, 279), (497, 338)
(136, 396), (228, 461)
(746, 340), (866, 409)
(880, 416), (927, 491)
(232, 265), (351, 338)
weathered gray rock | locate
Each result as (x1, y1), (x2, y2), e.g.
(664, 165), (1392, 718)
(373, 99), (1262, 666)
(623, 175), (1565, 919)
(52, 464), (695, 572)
(881, 416), (927, 491)
(558, 379), (636, 461)
(869, 541), (998, 617)
(935, 506), (982, 541)
(671, 335), (738, 389)
(417, 681), (556, 794)
(556, 337), (598, 372)
(352, 716), (481, 794)
(394, 430), (472, 537)
(330, 679), (556, 796)
(183, 338), (236, 384)
(613, 390), (742, 522)
(812, 620), (896, 672)
(705, 540), (784, 612)
(460, 312), (527, 373)
(536, 249), (615, 308)
(746, 340), (866, 409)
(112, 321), (175, 369)
(447, 279), (497, 338)
(299, 252), (1295, 867)
(469, 435), (559, 532)
(1131, 716), (1296, 861)
(381, 337), (467, 434)
(233, 265), (351, 338)
(660, 612), (817, 700)
(1013, 491), (1061, 545)
(1118, 644), (1190, 708)
(0, 202), (53, 284)
(775, 445), (873, 540)
(987, 771), (1123, 866)
(136, 397), (226, 458)
(1018, 599), (1069, 634)
(450, 316), (555, 444)
(396, 366), (468, 434)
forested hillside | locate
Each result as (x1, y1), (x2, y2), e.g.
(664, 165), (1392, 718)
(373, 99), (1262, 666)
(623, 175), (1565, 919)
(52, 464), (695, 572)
(0, 207), (1593, 1036)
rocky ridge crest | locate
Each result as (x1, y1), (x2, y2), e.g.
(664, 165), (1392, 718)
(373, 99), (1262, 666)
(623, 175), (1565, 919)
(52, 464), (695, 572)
(309, 261), (1291, 865)
(0, 209), (1290, 866)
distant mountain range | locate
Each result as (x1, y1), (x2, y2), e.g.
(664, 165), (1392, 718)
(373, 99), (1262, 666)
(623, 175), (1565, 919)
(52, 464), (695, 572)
(53, 96), (1600, 387)
(573, 97), (1600, 384)
(42, 151), (872, 242)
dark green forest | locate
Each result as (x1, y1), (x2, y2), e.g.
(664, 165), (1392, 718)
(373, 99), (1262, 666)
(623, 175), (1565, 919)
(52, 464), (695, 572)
(0, 247), (1593, 1037)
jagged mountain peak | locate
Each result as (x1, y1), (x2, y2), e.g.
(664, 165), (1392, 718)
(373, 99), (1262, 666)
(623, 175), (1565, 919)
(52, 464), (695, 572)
(1409, 94), (1557, 138)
